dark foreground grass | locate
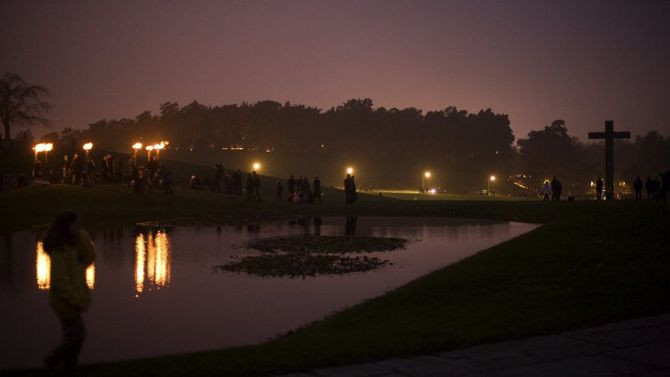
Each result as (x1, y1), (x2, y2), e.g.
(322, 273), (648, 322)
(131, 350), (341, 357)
(1, 186), (669, 376)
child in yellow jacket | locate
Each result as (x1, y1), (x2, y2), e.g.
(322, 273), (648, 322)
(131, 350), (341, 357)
(42, 211), (96, 373)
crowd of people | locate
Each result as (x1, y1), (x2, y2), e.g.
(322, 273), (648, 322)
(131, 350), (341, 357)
(539, 171), (670, 202)
(281, 174), (323, 203)
(130, 156), (173, 195)
(636, 174), (670, 201)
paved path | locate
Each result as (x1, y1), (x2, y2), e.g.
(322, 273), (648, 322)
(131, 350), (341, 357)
(278, 314), (670, 377)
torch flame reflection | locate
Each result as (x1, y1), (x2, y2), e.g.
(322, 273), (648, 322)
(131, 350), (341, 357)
(36, 241), (95, 290)
(134, 231), (171, 297)
(36, 241), (50, 290)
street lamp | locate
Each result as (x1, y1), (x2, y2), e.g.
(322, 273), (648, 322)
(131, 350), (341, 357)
(252, 162), (261, 171)
(488, 175), (496, 196)
(145, 145), (154, 161)
(422, 171), (432, 192)
(82, 142), (93, 162)
(132, 142), (143, 157)
(346, 166), (354, 175)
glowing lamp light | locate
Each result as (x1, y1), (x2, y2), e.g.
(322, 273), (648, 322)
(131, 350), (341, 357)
(44, 143), (53, 152)
(33, 143), (45, 153)
(146, 145), (154, 151)
(346, 167), (354, 175)
(490, 175), (497, 182)
(252, 162), (261, 171)
(132, 142), (143, 150)
(83, 142), (93, 151)
(424, 171), (432, 178)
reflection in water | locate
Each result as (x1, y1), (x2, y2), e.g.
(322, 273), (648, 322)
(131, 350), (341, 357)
(35, 241), (95, 290)
(345, 216), (358, 235)
(2, 218), (540, 369)
(134, 231), (172, 297)
(36, 241), (50, 290)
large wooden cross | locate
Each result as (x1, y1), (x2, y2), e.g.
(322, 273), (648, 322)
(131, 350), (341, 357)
(588, 120), (630, 200)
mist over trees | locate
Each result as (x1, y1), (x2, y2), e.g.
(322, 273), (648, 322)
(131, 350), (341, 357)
(39, 98), (669, 192)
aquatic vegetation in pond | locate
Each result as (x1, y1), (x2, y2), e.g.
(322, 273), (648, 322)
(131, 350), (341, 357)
(246, 235), (408, 254)
(215, 253), (390, 278)
(217, 235), (408, 277)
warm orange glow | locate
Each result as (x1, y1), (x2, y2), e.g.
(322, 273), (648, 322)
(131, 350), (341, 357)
(424, 171), (431, 178)
(132, 142), (143, 150)
(82, 142), (93, 151)
(490, 175), (496, 182)
(134, 231), (172, 297)
(346, 167), (354, 175)
(33, 143), (46, 153)
(44, 143), (53, 152)
(153, 232), (170, 287)
(36, 241), (50, 290)
(145, 145), (154, 151)
(35, 241), (95, 290)
(86, 264), (95, 289)
(135, 234), (145, 295)
(252, 162), (261, 171)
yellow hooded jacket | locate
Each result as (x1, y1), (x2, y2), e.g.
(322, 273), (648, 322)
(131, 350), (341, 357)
(48, 230), (96, 319)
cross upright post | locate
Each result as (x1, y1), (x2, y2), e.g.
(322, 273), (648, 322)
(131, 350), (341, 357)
(588, 120), (631, 200)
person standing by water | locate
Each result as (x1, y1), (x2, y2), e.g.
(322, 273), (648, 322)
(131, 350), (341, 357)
(42, 211), (96, 374)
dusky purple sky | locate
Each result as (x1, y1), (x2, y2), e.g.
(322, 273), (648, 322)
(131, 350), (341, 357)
(2, 0), (669, 142)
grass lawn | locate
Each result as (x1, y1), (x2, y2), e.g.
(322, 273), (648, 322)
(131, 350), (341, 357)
(1, 185), (669, 376)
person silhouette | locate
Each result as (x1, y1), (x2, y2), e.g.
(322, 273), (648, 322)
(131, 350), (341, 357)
(344, 174), (353, 204)
(42, 211), (96, 374)
(596, 178), (604, 200)
(541, 180), (551, 202)
(275, 179), (283, 200)
(633, 176), (643, 201)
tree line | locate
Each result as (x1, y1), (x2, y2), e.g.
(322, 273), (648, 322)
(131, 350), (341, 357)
(2, 73), (668, 192)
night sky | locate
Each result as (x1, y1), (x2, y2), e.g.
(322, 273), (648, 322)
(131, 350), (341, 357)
(2, 0), (669, 141)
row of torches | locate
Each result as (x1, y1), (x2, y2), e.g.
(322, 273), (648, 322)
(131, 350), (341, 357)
(33, 141), (169, 161)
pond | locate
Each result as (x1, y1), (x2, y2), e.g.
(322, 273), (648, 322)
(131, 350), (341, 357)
(0, 217), (539, 370)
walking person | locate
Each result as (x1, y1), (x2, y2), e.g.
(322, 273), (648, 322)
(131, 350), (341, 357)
(541, 180), (551, 202)
(550, 176), (559, 201)
(645, 176), (653, 200)
(246, 173), (255, 201)
(62, 155), (70, 184)
(344, 174), (353, 204)
(252, 171), (261, 201)
(287, 174), (296, 196)
(275, 179), (283, 201)
(633, 176), (643, 201)
(42, 211), (96, 374)
(596, 177), (604, 200)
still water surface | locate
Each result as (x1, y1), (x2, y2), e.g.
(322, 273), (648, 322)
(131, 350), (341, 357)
(0, 217), (538, 369)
